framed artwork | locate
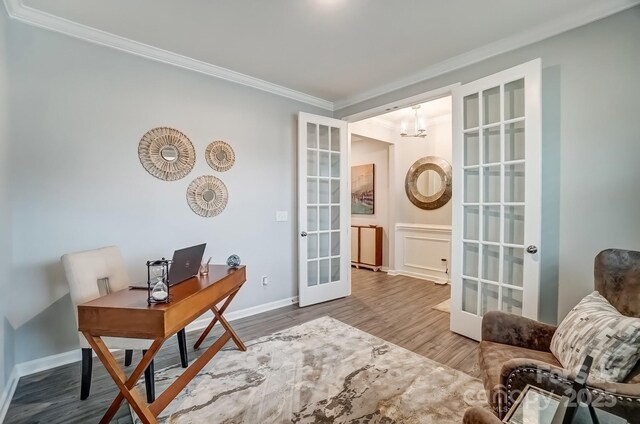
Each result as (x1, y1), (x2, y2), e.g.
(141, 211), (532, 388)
(351, 164), (375, 215)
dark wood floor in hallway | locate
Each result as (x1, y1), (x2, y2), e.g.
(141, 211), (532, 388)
(5, 269), (479, 423)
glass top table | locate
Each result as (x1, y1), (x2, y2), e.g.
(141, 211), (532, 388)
(504, 385), (561, 424)
(503, 385), (629, 424)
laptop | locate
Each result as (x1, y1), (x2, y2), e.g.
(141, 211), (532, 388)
(130, 243), (206, 289)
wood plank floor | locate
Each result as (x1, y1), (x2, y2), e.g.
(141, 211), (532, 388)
(5, 269), (479, 424)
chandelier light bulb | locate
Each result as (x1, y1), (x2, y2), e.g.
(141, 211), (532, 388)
(418, 118), (426, 132)
(400, 105), (427, 138)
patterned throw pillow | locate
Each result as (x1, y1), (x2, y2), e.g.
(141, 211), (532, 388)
(550, 291), (640, 382)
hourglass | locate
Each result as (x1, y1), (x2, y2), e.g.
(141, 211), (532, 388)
(146, 258), (171, 305)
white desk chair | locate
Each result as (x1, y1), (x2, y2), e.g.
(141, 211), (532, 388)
(61, 246), (188, 402)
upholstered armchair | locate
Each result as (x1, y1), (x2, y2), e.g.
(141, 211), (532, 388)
(463, 249), (640, 423)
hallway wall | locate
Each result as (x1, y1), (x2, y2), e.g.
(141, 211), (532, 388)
(350, 136), (390, 268)
(350, 99), (453, 282)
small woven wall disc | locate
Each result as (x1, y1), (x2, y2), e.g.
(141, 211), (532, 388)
(205, 140), (235, 172)
(186, 175), (228, 217)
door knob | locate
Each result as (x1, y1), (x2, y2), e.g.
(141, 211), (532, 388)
(526, 245), (538, 254)
(300, 232), (307, 237)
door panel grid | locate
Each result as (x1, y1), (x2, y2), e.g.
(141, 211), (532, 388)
(306, 123), (342, 287)
(299, 112), (350, 308)
(452, 59), (541, 341)
(461, 80), (527, 317)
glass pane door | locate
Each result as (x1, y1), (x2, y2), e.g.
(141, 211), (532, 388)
(451, 59), (541, 341)
(306, 123), (342, 288)
(461, 78), (526, 318)
(298, 113), (350, 307)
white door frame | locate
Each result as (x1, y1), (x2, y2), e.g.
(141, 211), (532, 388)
(340, 83), (461, 274)
(340, 84), (460, 124)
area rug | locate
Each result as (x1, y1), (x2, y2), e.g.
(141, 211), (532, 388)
(432, 298), (451, 313)
(132, 317), (485, 423)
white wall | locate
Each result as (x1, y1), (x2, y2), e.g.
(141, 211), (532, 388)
(5, 17), (329, 363)
(0, 4), (12, 394)
(337, 7), (640, 323)
(394, 111), (452, 226)
(350, 136), (389, 268)
(392, 111), (452, 282)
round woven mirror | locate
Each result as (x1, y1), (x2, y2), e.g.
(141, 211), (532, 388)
(138, 127), (195, 181)
(405, 156), (452, 210)
(186, 175), (228, 217)
(205, 140), (235, 172)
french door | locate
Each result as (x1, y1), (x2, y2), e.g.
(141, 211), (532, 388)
(298, 113), (351, 307)
(451, 59), (542, 341)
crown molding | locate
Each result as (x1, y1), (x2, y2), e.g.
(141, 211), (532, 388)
(2, 0), (334, 111)
(332, 0), (640, 110)
(4, 0), (639, 113)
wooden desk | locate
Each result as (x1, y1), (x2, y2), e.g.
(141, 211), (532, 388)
(78, 265), (247, 424)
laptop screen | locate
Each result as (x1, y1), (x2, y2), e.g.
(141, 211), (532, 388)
(169, 243), (206, 285)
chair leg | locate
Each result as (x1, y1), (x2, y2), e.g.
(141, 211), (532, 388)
(80, 348), (93, 400)
(177, 329), (188, 368)
(124, 349), (133, 367)
(142, 350), (155, 403)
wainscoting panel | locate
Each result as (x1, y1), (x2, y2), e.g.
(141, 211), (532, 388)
(392, 223), (451, 283)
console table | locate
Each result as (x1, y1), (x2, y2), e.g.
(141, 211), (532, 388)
(78, 265), (246, 424)
(351, 225), (383, 271)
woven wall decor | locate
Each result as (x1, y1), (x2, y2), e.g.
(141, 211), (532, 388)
(205, 140), (235, 172)
(186, 175), (228, 217)
(138, 127), (196, 181)
(405, 156), (452, 210)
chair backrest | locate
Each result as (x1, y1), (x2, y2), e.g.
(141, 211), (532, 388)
(61, 246), (130, 343)
(594, 249), (640, 318)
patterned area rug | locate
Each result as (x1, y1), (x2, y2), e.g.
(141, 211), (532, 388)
(132, 317), (485, 423)
(432, 299), (451, 313)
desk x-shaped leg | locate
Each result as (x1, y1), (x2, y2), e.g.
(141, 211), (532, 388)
(83, 334), (163, 424)
(194, 286), (246, 351)
(84, 329), (232, 423)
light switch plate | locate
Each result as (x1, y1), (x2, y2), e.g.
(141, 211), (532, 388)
(276, 211), (288, 222)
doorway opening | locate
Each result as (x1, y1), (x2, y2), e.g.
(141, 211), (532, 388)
(299, 60), (541, 343)
(348, 94), (454, 285)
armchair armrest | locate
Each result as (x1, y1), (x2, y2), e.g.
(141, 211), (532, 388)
(482, 311), (557, 352)
(463, 406), (502, 424)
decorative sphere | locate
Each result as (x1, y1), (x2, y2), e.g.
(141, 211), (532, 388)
(227, 254), (241, 268)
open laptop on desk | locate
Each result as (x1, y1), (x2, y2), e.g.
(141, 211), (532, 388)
(130, 243), (206, 289)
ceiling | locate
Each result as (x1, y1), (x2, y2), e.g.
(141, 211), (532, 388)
(12, 0), (640, 109)
(351, 97), (451, 144)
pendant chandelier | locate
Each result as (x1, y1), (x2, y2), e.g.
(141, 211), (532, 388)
(400, 105), (427, 138)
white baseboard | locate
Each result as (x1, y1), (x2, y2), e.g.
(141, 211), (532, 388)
(14, 349), (82, 379)
(185, 296), (298, 333)
(0, 295), (299, 420)
(387, 269), (451, 284)
(351, 265), (389, 273)
(0, 367), (19, 424)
